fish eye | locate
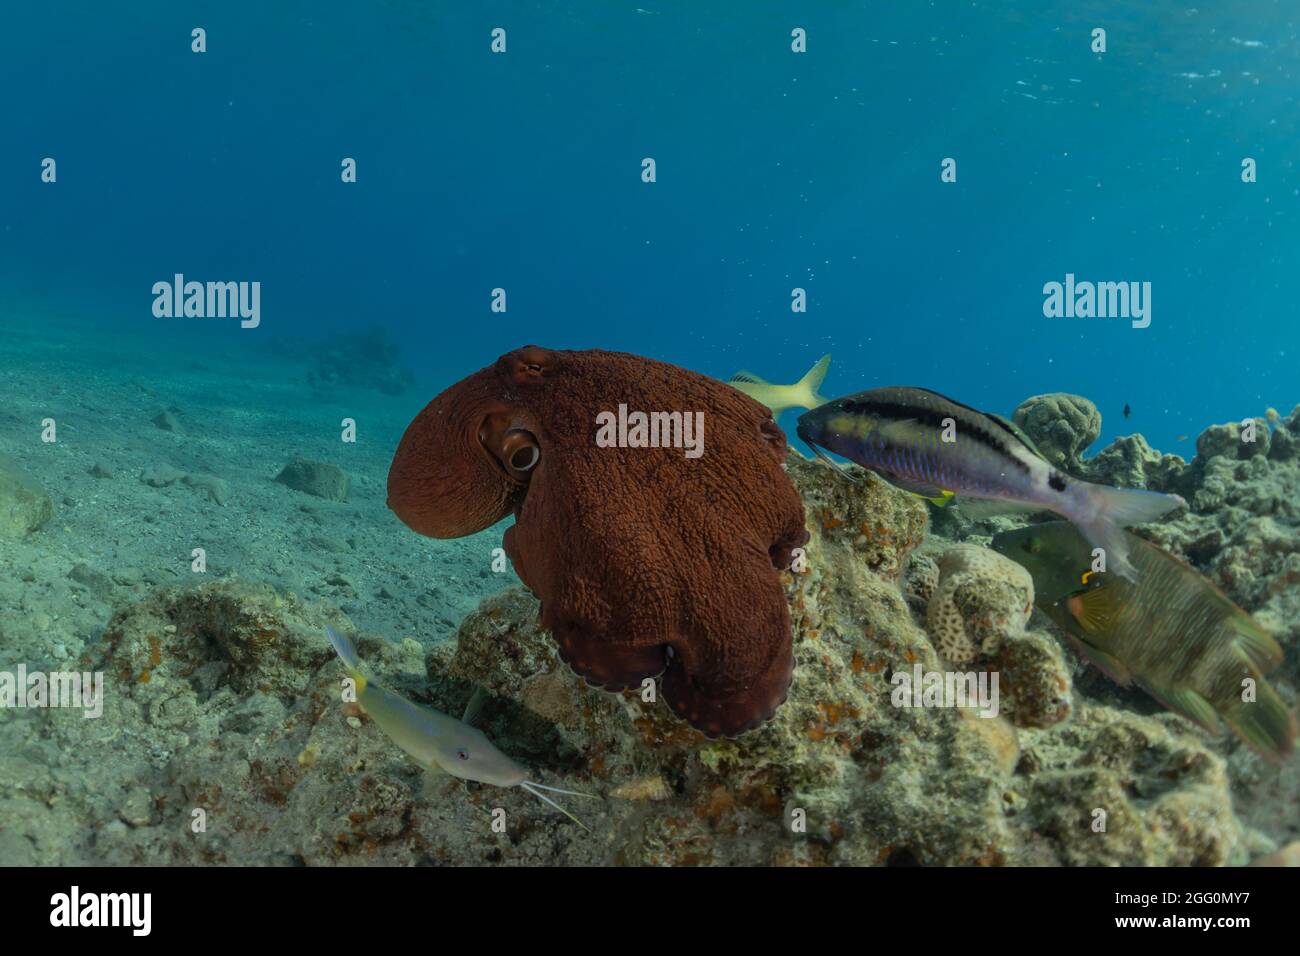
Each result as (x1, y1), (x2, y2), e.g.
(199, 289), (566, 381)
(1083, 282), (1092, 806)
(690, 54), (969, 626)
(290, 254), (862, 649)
(456, 748), (470, 761)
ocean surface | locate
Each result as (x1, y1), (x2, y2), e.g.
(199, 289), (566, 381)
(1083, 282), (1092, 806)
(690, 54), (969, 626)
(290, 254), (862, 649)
(0, 1), (1296, 870)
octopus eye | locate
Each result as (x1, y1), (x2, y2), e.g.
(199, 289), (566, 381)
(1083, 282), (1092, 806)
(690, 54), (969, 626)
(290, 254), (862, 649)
(479, 414), (542, 483)
(457, 748), (470, 761)
(498, 429), (541, 480)
(509, 443), (540, 472)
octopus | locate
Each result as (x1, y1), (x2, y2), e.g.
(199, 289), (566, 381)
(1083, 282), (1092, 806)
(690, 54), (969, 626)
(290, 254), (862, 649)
(387, 346), (810, 737)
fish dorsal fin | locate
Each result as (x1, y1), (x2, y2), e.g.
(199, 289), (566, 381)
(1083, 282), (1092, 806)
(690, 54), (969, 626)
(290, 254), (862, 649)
(1137, 538), (1285, 674)
(461, 687), (487, 727)
(988, 412), (1046, 458)
(1064, 585), (1120, 636)
(896, 386), (1038, 452)
(729, 370), (767, 385)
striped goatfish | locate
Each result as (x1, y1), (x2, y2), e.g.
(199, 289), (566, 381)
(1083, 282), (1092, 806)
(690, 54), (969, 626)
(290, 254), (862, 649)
(991, 522), (1296, 760)
(796, 386), (1185, 580)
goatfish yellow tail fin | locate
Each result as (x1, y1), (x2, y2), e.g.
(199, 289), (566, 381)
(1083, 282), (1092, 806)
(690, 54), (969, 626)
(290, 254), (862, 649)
(326, 624), (368, 694)
(794, 353), (832, 409)
(729, 354), (832, 416)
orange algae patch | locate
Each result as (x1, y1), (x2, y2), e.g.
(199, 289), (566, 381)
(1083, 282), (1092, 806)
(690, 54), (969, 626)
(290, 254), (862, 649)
(818, 701), (842, 725)
(810, 700), (858, 742)
(696, 786), (737, 823)
(137, 633), (165, 682)
(634, 715), (702, 748)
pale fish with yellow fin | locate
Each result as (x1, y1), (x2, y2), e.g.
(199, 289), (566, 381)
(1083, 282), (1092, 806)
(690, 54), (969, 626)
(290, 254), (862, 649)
(729, 353), (832, 416)
(326, 626), (596, 828)
(991, 522), (1297, 760)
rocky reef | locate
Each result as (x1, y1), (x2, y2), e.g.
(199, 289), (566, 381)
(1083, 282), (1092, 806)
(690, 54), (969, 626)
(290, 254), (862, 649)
(0, 455), (54, 539)
(302, 326), (415, 397)
(436, 453), (1251, 866)
(4, 397), (1294, 866)
(1008, 396), (1300, 853)
(1013, 393), (1101, 473)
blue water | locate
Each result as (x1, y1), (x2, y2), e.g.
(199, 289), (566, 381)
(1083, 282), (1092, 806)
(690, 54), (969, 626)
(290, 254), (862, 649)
(3, 1), (1297, 450)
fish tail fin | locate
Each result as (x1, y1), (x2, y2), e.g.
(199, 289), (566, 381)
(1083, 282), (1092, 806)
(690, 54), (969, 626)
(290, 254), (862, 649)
(1091, 484), (1187, 526)
(794, 354), (832, 409)
(1073, 485), (1186, 581)
(1221, 682), (1297, 762)
(326, 625), (367, 690)
(1073, 516), (1141, 581)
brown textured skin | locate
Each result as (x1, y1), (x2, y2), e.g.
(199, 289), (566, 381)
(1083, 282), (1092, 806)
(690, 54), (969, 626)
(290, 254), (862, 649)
(388, 346), (809, 737)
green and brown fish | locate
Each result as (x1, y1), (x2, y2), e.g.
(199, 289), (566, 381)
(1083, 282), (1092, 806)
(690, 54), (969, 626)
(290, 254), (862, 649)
(991, 521), (1296, 760)
(797, 387), (1186, 580)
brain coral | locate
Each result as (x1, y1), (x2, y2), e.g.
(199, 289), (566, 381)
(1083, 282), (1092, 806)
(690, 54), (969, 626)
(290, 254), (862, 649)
(1012, 393), (1101, 473)
(925, 544), (1035, 665)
